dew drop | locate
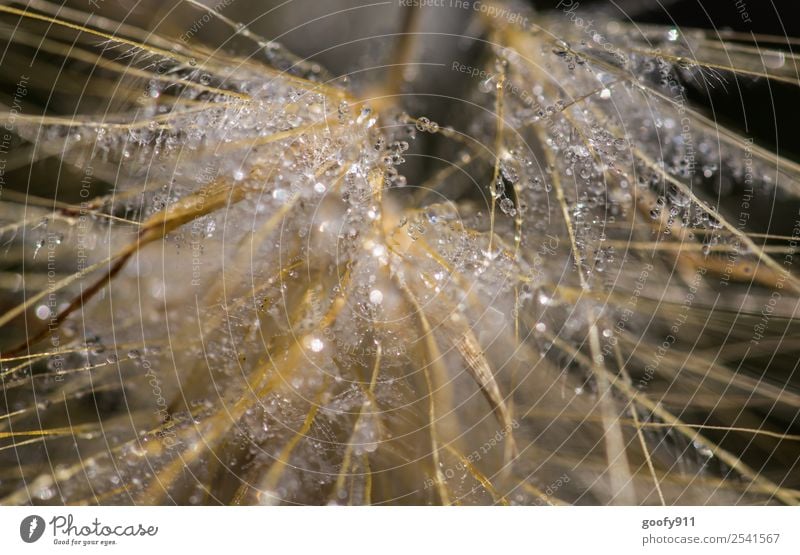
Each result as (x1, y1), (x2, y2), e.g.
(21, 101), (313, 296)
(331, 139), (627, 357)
(35, 305), (51, 320)
(369, 289), (384, 305)
(308, 337), (324, 352)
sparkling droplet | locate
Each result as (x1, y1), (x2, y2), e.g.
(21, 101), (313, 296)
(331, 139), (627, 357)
(499, 197), (517, 217)
(308, 337), (324, 352)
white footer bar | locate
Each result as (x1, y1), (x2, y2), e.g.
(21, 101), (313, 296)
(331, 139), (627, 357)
(1, 506), (798, 554)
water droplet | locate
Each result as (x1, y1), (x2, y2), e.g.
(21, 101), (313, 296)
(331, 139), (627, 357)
(307, 337), (324, 352)
(499, 197), (517, 217)
(764, 50), (786, 69)
(371, 244), (386, 258)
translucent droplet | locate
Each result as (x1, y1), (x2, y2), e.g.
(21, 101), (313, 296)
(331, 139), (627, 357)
(307, 337), (324, 352)
(35, 305), (51, 320)
(764, 50), (786, 69)
(499, 198), (517, 217)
